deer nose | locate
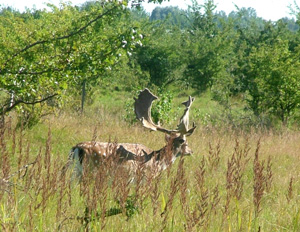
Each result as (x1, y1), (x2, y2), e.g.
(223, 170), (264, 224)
(184, 146), (193, 156)
(187, 147), (194, 155)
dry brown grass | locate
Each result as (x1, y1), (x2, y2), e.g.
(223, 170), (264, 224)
(1, 112), (300, 231)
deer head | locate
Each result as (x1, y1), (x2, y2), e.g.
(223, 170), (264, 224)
(134, 88), (196, 164)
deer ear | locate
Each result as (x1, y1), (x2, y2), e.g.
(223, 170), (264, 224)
(185, 123), (196, 137)
(165, 132), (178, 142)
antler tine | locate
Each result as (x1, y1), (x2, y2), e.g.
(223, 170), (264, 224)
(134, 88), (175, 134)
(177, 96), (196, 136)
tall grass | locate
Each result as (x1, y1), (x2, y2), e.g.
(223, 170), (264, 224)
(0, 112), (300, 231)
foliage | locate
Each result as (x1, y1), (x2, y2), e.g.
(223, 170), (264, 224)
(124, 88), (173, 125)
(151, 89), (174, 124)
(133, 22), (185, 87)
(0, 1), (140, 124)
(1, 0), (300, 128)
(247, 39), (300, 124)
(183, 0), (236, 91)
(150, 6), (189, 28)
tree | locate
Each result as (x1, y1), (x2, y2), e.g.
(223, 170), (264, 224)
(247, 39), (300, 124)
(183, 0), (235, 90)
(0, 1), (139, 123)
(150, 6), (189, 28)
(133, 20), (185, 87)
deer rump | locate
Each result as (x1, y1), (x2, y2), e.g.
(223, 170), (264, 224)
(66, 141), (153, 179)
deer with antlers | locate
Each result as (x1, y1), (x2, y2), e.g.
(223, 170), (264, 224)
(63, 88), (196, 180)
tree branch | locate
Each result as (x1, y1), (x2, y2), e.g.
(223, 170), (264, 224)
(6, 68), (64, 75)
(1, 93), (58, 115)
(1, 4), (119, 73)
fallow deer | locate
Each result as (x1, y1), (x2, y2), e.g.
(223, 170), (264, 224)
(63, 88), (196, 180)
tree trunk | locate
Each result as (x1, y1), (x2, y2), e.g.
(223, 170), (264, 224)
(81, 80), (86, 114)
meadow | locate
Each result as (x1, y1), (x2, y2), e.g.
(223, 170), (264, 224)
(1, 99), (300, 232)
(2, 1), (300, 230)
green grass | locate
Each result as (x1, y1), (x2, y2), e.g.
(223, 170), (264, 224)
(1, 92), (300, 231)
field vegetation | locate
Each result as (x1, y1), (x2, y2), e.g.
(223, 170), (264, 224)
(1, 0), (300, 231)
(1, 110), (300, 231)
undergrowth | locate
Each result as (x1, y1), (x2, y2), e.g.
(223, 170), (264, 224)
(0, 113), (300, 231)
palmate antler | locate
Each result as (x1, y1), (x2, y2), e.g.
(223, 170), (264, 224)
(177, 96), (197, 137)
(134, 88), (196, 136)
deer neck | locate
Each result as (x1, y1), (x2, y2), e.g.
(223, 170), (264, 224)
(141, 145), (176, 170)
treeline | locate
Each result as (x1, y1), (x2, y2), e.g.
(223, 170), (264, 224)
(1, 0), (300, 128)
